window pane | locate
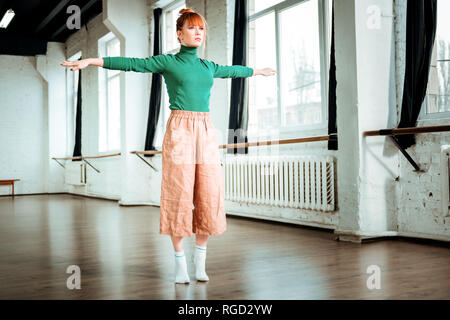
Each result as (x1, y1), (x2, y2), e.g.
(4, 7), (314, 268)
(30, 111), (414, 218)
(437, 0), (450, 60)
(98, 83), (106, 152)
(249, 0), (284, 15)
(279, 0), (322, 126)
(108, 76), (121, 150)
(436, 0), (450, 112)
(73, 70), (79, 124)
(165, 2), (186, 53)
(107, 39), (120, 77)
(108, 38), (120, 55)
(248, 12), (278, 135)
(436, 61), (450, 112)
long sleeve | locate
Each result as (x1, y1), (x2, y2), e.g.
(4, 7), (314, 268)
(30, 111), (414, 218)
(102, 55), (168, 73)
(208, 60), (254, 78)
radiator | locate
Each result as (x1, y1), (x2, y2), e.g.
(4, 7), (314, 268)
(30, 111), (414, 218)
(441, 145), (450, 215)
(65, 161), (86, 185)
(223, 155), (335, 211)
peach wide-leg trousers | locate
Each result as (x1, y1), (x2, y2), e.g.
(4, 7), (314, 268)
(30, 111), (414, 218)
(159, 109), (227, 237)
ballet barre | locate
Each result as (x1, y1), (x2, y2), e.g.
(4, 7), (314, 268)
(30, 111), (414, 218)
(363, 124), (450, 171)
(130, 135), (332, 171)
(51, 153), (121, 173)
(362, 125), (450, 137)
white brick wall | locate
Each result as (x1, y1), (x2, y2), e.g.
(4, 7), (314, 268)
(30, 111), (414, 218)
(0, 56), (47, 195)
(394, 0), (450, 237)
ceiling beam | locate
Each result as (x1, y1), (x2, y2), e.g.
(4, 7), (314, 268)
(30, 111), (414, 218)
(0, 0), (9, 18)
(51, 0), (99, 40)
(34, 0), (72, 34)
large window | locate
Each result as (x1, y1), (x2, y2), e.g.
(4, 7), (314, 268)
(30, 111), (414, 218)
(420, 0), (450, 120)
(248, 0), (332, 138)
(66, 51), (81, 155)
(98, 34), (121, 152)
(155, 0), (186, 147)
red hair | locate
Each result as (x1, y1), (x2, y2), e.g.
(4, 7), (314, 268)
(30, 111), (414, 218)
(176, 8), (207, 43)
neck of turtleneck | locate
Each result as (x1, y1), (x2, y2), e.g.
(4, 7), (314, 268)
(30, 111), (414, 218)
(178, 44), (198, 60)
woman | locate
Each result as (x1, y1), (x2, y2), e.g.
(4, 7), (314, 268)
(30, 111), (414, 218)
(61, 8), (276, 284)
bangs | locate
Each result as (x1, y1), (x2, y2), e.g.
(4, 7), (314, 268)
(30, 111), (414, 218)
(185, 14), (205, 27)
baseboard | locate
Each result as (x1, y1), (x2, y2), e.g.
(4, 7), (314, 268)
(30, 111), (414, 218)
(67, 192), (120, 202)
(334, 229), (450, 244)
(226, 210), (336, 230)
(118, 200), (159, 206)
(0, 192), (67, 197)
(397, 231), (450, 243)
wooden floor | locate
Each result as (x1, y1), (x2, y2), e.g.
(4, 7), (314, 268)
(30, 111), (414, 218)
(0, 194), (449, 300)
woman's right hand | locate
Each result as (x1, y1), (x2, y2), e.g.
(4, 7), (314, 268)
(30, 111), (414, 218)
(60, 59), (91, 71)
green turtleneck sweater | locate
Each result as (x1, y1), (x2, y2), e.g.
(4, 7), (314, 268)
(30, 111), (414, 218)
(102, 44), (254, 112)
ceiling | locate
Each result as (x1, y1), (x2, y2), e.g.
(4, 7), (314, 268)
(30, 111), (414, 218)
(0, 0), (103, 56)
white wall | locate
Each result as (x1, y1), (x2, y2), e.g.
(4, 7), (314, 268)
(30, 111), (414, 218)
(0, 55), (47, 195)
(0, 42), (66, 196)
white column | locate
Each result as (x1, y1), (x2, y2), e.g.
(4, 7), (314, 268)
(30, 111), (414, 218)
(36, 42), (68, 193)
(334, 0), (399, 242)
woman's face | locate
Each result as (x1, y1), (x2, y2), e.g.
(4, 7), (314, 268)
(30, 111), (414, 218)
(177, 22), (204, 47)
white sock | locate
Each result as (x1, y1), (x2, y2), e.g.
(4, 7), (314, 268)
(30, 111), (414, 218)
(194, 245), (209, 281)
(174, 251), (190, 284)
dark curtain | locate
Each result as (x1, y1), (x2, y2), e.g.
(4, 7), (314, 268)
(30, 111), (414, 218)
(144, 8), (163, 158)
(72, 57), (82, 161)
(397, 0), (437, 149)
(227, 0), (249, 155)
(327, 1), (337, 150)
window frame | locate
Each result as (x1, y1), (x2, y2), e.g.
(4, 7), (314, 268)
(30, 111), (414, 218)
(247, 0), (332, 136)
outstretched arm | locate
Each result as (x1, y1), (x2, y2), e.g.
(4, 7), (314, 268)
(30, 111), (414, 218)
(61, 56), (168, 73)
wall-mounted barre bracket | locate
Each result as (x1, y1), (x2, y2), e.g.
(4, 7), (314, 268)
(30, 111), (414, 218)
(362, 125), (450, 172)
(53, 158), (65, 169)
(51, 153), (120, 173)
(389, 136), (423, 172)
(83, 159), (100, 173)
(135, 153), (158, 172)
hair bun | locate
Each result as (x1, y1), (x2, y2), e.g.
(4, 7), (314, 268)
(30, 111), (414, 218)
(179, 8), (195, 15)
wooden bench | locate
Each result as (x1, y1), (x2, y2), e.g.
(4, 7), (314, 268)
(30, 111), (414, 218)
(0, 179), (20, 197)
